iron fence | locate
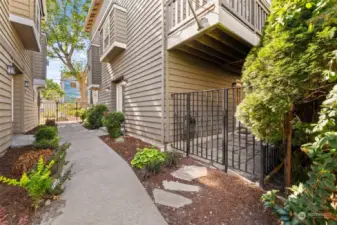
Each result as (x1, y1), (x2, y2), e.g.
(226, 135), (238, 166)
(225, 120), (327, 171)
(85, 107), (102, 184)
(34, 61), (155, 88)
(171, 87), (282, 187)
(39, 102), (90, 125)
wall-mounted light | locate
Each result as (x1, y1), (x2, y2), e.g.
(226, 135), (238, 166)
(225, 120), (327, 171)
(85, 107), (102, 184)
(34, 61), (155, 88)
(7, 64), (15, 75)
(121, 80), (128, 86)
(105, 87), (111, 92)
(24, 80), (30, 88)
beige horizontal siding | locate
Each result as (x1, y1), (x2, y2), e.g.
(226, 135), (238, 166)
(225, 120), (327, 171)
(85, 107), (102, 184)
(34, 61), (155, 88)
(0, 0), (40, 154)
(96, 0), (164, 143)
(166, 50), (241, 142)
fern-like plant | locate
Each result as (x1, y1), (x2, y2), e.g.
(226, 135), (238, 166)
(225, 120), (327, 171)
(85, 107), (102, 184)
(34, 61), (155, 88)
(0, 157), (55, 208)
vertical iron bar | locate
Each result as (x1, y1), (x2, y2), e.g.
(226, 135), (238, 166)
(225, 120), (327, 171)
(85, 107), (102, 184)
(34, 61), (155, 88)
(56, 101), (59, 122)
(196, 92), (199, 156)
(186, 93), (191, 156)
(232, 89), (235, 168)
(211, 91), (213, 162)
(192, 92), (195, 155)
(76, 101), (78, 121)
(179, 94), (182, 151)
(201, 92), (204, 157)
(253, 136), (256, 174)
(173, 95), (176, 148)
(238, 92), (241, 170)
(216, 90), (219, 163)
(206, 92), (209, 159)
(223, 89), (229, 171)
(260, 141), (265, 188)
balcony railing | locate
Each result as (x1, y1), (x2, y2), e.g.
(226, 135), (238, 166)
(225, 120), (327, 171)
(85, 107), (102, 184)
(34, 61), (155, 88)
(167, 0), (211, 34)
(166, 0), (269, 36)
(221, 0), (269, 34)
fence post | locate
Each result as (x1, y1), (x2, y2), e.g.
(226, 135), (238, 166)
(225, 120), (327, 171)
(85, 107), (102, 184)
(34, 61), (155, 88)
(56, 101), (59, 122)
(223, 89), (229, 172)
(186, 93), (191, 157)
(76, 101), (78, 121)
(260, 142), (265, 188)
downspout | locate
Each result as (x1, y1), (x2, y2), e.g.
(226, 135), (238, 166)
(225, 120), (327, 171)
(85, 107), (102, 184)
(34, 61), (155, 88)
(161, 0), (168, 150)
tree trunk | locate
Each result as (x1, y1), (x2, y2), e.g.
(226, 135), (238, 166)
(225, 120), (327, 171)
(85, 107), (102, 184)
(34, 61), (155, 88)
(284, 106), (294, 189)
(79, 71), (87, 106)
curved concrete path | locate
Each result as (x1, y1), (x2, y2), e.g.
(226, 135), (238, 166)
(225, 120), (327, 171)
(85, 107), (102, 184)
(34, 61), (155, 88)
(38, 123), (167, 225)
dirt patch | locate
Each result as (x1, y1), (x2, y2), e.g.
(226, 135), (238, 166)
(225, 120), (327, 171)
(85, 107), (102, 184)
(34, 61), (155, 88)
(0, 146), (38, 224)
(100, 135), (279, 225)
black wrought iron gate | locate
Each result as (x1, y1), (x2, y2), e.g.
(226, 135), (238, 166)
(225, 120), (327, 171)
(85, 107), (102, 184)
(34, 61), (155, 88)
(39, 101), (88, 124)
(171, 87), (282, 186)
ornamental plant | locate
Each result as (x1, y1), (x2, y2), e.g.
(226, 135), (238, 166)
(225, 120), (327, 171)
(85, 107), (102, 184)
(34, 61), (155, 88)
(131, 148), (167, 174)
(237, 0), (337, 143)
(262, 132), (337, 224)
(102, 112), (125, 138)
(0, 157), (55, 208)
(84, 104), (109, 129)
(34, 126), (57, 142)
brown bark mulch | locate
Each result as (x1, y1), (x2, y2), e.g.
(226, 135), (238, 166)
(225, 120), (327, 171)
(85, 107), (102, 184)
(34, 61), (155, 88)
(0, 146), (36, 225)
(100, 135), (280, 225)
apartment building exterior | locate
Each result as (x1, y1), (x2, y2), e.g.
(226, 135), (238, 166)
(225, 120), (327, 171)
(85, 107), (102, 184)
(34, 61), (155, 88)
(84, 0), (270, 147)
(0, 0), (47, 154)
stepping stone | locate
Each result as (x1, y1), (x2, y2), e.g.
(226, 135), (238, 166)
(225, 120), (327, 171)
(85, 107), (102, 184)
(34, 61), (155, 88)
(163, 180), (200, 192)
(153, 189), (192, 208)
(171, 165), (208, 181)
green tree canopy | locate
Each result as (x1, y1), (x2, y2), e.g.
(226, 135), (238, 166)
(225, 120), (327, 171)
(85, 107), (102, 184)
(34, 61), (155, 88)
(41, 79), (65, 101)
(237, 0), (337, 143)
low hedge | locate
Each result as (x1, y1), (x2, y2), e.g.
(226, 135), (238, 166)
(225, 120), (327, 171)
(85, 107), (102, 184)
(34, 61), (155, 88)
(102, 112), (125, 138)
(34, 126), (57, 142)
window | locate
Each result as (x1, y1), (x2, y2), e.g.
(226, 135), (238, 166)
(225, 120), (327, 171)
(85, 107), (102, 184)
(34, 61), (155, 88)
(102, 17), (110, 50)
(116, 82), (123, 112)
(70, 82), (77, 88)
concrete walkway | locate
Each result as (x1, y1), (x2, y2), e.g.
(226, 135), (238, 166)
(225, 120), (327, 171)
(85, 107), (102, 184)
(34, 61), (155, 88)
(38, 123), (167, 225)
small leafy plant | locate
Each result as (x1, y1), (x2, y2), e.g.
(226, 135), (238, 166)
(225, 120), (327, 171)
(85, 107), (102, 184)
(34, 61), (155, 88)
(102, 112), (125, 138)
(131, 148), (167, 173)
(34, 126), (57, 142)
(164, 151), (181, 168)
(0, 157), (55, 208)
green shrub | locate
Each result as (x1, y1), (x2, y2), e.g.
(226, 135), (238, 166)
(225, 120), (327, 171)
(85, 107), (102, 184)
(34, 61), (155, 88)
(131, 148), (167, 174)
(102, 112), (125, 138)
(34, 126), (57, 142)
(33, 137), (59, 150)
(85, 104), (109, 129)
(0, 157), (54, 208)
(79, 109), (88, 121)
(262, 132), (337, 224)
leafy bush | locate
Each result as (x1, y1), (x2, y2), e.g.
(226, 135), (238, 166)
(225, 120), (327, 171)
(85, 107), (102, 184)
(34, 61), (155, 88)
(0, 157), (54, 208)
(262, 133), (337, 224)
(34, 126), (57, 142)
(33, 137), (59, 150)
(131, 148), (167, 173)
(45, 119), (56, 126)
(85, 104), (109, 129)
(79, 109), (88, 121)
(102, 112), (125, 138)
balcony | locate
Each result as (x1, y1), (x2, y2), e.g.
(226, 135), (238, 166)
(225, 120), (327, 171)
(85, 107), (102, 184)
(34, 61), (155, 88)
(99, 4), (127, 63)
(9, 0), (44, 52)
(166, 0), (270, 73)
